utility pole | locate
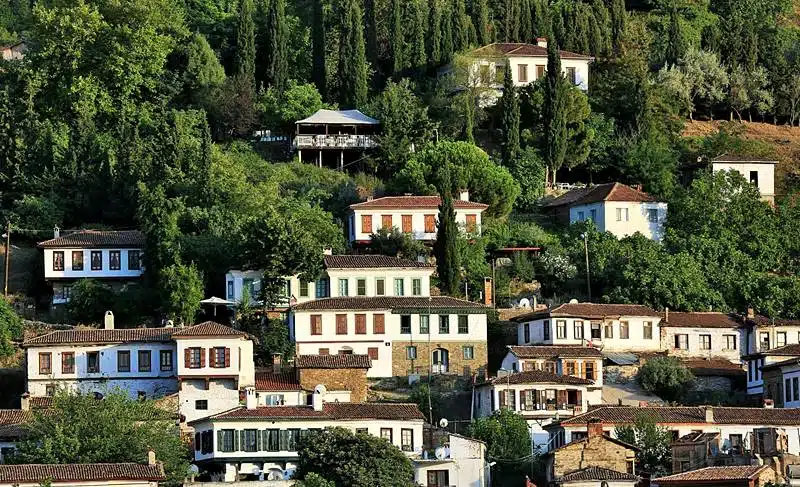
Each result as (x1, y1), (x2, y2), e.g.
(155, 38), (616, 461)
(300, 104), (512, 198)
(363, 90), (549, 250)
(3, 221), (10, 297)
(582, 233), (591, 300)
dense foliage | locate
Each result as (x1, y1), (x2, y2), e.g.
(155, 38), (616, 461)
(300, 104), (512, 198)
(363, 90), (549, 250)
(637, 356), (695, 402)
(469, 408), (533, 484)
(616, 416), (674, 477)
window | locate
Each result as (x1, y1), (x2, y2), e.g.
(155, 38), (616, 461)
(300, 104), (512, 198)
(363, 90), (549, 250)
(620, 321), (630, 339)
(518, 64), (528, 82)
(315, 278), (329, 298)
(109, 250), (121, 271)
(127, 250), (141, 270)
(615, 208), (629, 222)
(420, 315), (430, 334)
(368, 347), (379, 360)
(356, 278), (367, 296)
(556, 320), (567, 339)
(299, 281), (309, 297)
(287, 429), (300, 451)
(565, 361), (577, 376)
(373, 314), (385, 334)
(402, 214), (412, 233)
(380, 428), (393, 442)
(675, 334), (689, 350)
(87, 351), (99, 373)
(311, 315), (322, 335)
(53, 251), (64, 271)
(730, 434), (742, 453)
(463, 346), (474, 360)
(243, 429), (258, 452)
(319, 348), (329, 355)
(264, 394), (285, 405)
(188, 347), (202, 368)
(338, 278), (349, 296)
(160, 350), (173, 371)
(71, 251), (84, 271)
(137, 350), (151, 372)
(401, 429), (414, 452)
(724, 335), (737, 350)
(458, 315), (469, 334)
(336, 314), (348, 335)
(376, 278), (385, 296)
(494, 64), (504, 83)
(700, 334), (711, 350)
(643, 321), (653, 340)
(39, 352), (52, 374)
(604, 322), (614, 339)
(794, 377), (799, 402)
(400, 315), (412, 334)
(778, 332), (787, 347)
(585, 361), (595, 380)
(394, 278), (405, 296)
(381, 214), (393, 229)
(750, 170), (759, 186)
(265, 429), (280, 451)
(90, 251), (102, 270)
(116, 350), (131, 372)
(536, 64), (546, 78)
(355, 314), (367, 334)
(406, 346), (417, 359)
(577, 211), (585, 221)
(412, 279), (422, 296)
(566, 66), (577, 84)
(524, 323), (530, 343)
(574, 321), (584, 340)
(195, 400), (208, 410)
(590, 322), (601, 339)
(648, 208), (659, 223)
(543, 320), (551, 340)
(590, 209), (597, 221)
(361, 214), (372, 233)
(212, 347), (228, 368)
(424, 214), (436, 233)
(787, 378), (793, 403)
(61, 352), (74, 373)
(46, 384), (55, 396)
(226, 280), (234, 300)
(439, 315), (450, 334)
(760, 332), (770, 350)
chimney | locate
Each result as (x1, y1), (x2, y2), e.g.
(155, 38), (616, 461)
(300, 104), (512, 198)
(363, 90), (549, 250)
(366, 195), (374, 202)
(104, 311), (114, 330)
(705, 406), (714, 423)
(245, 386), (257, 410)
(272, 353), (282, 374)
(459, 189), (470, 202)
(665, 307), (669, 323)
(322, 248), (332, 256)
(536, 37), (547, 48)
(20, 393), (30, 411)
(764, 398), (774, 409)
(634, 184), (643, 192)
(587, 418), (604, 438)
(312, 385), (326, 411)
(147, 449), (156, 465)
(53, 226), (60, 239)
(747, 307), (755, 319)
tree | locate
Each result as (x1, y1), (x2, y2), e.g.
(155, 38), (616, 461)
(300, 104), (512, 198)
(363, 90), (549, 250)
(257, 80), (330, 134)
(235, 0), (256, 80)
(542, 38), (568, 185)
(679, 48), (729, 120)
(0, 298), (22, 359)
(473, 0), (490, 45)
(390, 0), (404, 76)
(637, 356), (694, 402)
(428, 0), (443, 64)
(469, 408), (533, 482)
(337, 0), (368, 108)
(369, 227), (428, 260)
(463, 92), (475, 143)
(616, 415), (673, 477)
(777, 74), (800, 126)
(453, 0), (470, 52)
(294, 427), (415, 486)
(311, 0), (326, 98)
(405, 0), (427, 73)
(65, 280), (118, 325)
(664, 7), (686, 67)
(296, 473), (335, 487)
(499, 63), (520, 167)
(509, 147), (546, 212)
(262, 0), (288, 93)
(11, 391), (190, 487)
(610, 0), (626, 53)
(183, 33), (225, 96)
(159, 262), (203, 326)
(434, 168), (461, 296)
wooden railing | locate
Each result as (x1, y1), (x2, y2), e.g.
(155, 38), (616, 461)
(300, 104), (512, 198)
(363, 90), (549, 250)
(293, 134), (378, 149)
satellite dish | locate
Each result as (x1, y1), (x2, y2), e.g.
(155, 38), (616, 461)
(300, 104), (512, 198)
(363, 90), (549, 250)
(267, 470), (283, 481)
(314, 384), (327, 395)
(251, 467), (262, 475)
(519, 298), (531, 309)
(439, 418), (449, 428)
(189, 465), (200, 474)
(435, 447), (448, 460)
(569, 298), (579, 304)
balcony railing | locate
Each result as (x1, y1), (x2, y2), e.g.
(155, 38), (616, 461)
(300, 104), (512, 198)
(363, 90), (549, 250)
(294, 134), (378, 149)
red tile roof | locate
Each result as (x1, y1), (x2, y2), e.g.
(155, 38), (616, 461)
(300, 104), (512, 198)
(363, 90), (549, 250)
(542, 183), (657, 208)
(254, 370), (301, 391)
(0, 410), (32, 439)
(292, 296), (488, 311)
(470, 42), (592, 60)
(654, 465), (767, 484)
(682, 358), (745, 377)
(37, 230), (146, 249)
(28, 396), (53, 409)
(761, 357), (800, 372)
(172, 321), (250, 338)
(508, 345), (603, 359)
(0, 463), (166, 483)
(557, 466), (639, 482)
(662, 312), (742, 328)
(24, 327), (176, 346)
(295, 354), (372, 369)
(744, 315), (800, 327)
(482, 370), (593, 386)
(746, 344), (800, 359)
(323, 255), (434, 269)
(513, 302), (661, 321)
(349, 195), (488, 210)
(711, 154), (778, 163)
(196, 403), (425, 423)
(558, 406), (800, 426)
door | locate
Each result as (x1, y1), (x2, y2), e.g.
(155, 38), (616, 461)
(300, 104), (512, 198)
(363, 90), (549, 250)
(427, 470), (449, 487)
(432, 348), (449, 374)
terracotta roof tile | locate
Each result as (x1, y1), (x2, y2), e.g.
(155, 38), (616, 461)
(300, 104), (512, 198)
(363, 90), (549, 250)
(745, 315), (800, 327)
(37, 230), (146, 248)
(559, 406), (800, 426)
(292, 296), (488, 311)
(0, 410), (32, 439)
(0, 463), (166, 483)
(682, 358), (745, 377)
(254, 371), (301, 391)
(294, 354), (371, 369)
(761, 357), (800, 372)
(748, 344), (800, 358)
(24, 328), (176, 346)
(654, 465), (767, 483)
(470, 42), (592, 60)
(483, 370), (593, 386)
(201, 403), (425, 422)
(662, 312), (742, 328)
(508, 345), (603, 359)
(541, 183), (657, 208)
(28, 396), (53, 409)
(557, 466), (639, 482)
(323, 255), (434, 269)
(349, 195), (488, 210)
(513, 303), (661, 321)
(172, 321), (250, 338)
(673, 432), (719, 444)
(711, 154), (777, 163)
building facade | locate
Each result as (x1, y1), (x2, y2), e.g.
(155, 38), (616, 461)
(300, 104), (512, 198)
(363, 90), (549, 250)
(413, 432), (489, 487)
(745, 344), (800, 397)
(660, 311), (744, 362)
(712, 155), (778, 203)
(0, 462), (165, 487)
(500, 345), (604, 387)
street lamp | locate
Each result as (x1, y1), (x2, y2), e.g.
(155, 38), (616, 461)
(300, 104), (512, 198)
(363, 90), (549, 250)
(581, 233), (591, 300)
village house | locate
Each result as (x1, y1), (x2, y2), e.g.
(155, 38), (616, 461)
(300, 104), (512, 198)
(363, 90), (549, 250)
(540, 182), (668, 241)
(660, 311), (745, 362)
(712, 154), (778, 203)
(742, 312), (800, 355)
(653, 465), (776, 487)
(0, 460), (165, 487)
(414, 430), (490, 487)
(512, 302), (663, 352)
(761, 357), (800, 408)
(347, 194), (488, 245)
(0, 410), (29, 463)
(681, 358), (747, 395)
(293, 109), (379, 169)
(37, 229), (146, 305)
(500, 345), (605, 386)
(0, 41), (26, 61)
(745, 344), (800, 397)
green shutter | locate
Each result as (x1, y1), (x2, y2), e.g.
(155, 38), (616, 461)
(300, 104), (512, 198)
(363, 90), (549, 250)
(217, 430), (223, 451)
(255, 429), (262, 451)
(279, 430), (289, 451)
(233, 430), (240, 451)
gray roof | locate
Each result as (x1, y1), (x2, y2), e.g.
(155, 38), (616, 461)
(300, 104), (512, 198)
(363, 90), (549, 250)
(296, 109), (379, 125)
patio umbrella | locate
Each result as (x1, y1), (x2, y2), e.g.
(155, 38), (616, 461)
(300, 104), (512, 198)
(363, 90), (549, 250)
(199, 296), (235, 316)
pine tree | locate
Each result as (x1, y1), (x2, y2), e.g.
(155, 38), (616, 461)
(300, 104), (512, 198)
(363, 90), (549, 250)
(390, 0), (405, 76)
(338, 0), (369, 108)
(610, 0), (626, 54)
(312, 0), (327, 98)
(428, 0), (443, 64)
(453, 0), (469, 52)
(406, 0), (427, 73)
(473, 0), (490, 45)
(434, 168), (460, 296)
(665, 7), (686, 67)
(542, 38), (568, 186)
(500, 62), (520, 166)
(264, 0), (288, 93)
(463, 92), (475, 143)
(235, 0), (256, 81)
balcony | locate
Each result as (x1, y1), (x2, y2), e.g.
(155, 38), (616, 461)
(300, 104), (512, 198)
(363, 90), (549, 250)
(294, 134), (378, 149)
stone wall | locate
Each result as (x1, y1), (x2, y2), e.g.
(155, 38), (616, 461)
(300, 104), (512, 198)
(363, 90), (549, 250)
(298, 368), (368, 402)
(691, 375), (734, 393)
(391, 340), (487, 378)
(552, 435), (635, 478)
(604, 364), (639, 384)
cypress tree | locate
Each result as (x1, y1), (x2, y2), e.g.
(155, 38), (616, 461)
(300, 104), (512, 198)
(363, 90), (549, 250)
(428, 0), (443, 64)
(610, 0), (626, 54)
(312, 0), (327, 98)
(665, 7), (686, 67)
(338, 0), (369, 108)
(434, 168), (460, 296)
(453, 0), (469, 52)
(509, 0), (521, 42)
(235, 0), (256, 81)
(552, 6), (566, 49)
(406, 0), (428, 73)
(473, 0), (490, 46)
(441, 0), (454, 62)
(463, 93), (474, 144)
(500, 62), (520, 166)
(574, 4), (591, 54)
(365, 0), (379, 69)
(537, 0), (552, 39)
(264, 0), (288, 93)
(591, 0), (611, 57)
(542, 38), (568, 186)
(520, 0), (533, 43)
(390, 0), (404, 76)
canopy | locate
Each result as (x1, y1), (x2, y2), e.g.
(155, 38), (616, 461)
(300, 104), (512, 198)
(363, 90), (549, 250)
(200, 296), (235, 305)
(296, 109), (379, 126)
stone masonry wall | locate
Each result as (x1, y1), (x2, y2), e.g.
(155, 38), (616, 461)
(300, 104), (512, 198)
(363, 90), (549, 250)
(553, 435), (635, 478)
(298, 368), (368, 402)
(391, 341), (487, 378)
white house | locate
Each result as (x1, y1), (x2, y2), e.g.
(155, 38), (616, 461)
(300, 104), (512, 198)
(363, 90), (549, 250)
(741, 313), (800, 355)
(188, 391), (425, 482)
(0, 461), (165, 487)
(712, 154), (778, 203)
(541, 183), (668, 241)
(474, 370), (601, 448)
(745, 344), (800, 397)
(37, 229), (145, 305)
(294, 109), (379, 169)
(512, 302), (663, 352)
(761, 358), (800, 409)
(500, 345), (604, 387)
(660, 311), (744, 362)
(347, 194), (488, 245)
(413, 432), (489, 487)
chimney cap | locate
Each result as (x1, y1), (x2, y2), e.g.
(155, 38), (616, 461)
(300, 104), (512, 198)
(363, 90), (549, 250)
(147, 449), (156, 465)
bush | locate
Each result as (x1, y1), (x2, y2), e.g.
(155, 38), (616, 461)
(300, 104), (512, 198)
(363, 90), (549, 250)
(0, 299), (22, 358)
(637, 356), (694, 401)
(66, 280), (117, 325)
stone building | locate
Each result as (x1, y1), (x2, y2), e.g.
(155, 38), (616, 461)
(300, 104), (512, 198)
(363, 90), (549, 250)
(654, 465), (776, 487)
(295, 354), (370, 403)
(659, 311), (744, 362)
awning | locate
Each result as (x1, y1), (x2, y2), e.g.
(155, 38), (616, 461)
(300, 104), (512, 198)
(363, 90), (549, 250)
(296, 109), (379, 125)
(603, 352), (639, 366)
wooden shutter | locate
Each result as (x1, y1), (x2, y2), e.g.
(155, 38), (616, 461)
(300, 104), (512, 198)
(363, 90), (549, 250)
(520, 390), (528, 410)
(373, 314), (385, 334)
(402, 215), (412, 233)
(208, 348), (215, 368)
(576, 390), (582, 408)
(311, 315), (322, 335)
(361, 214), (372, 233)
(200, 348), (206, 368)
(381, 215), (392, 229)
(336, 314), (348, 334)
(217, 431), (224, 451)
(368, 347), (379, 360)
(533, 390), (540, 409)
(498, 390), (506, 408)
(224, 347), (231, 367)
(424, 215), (436, 233)
(355, 314), (367, 334)
(184, 349), (191, 368)
(556, 390), (567, 409)
(466, 214), (477, 232)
